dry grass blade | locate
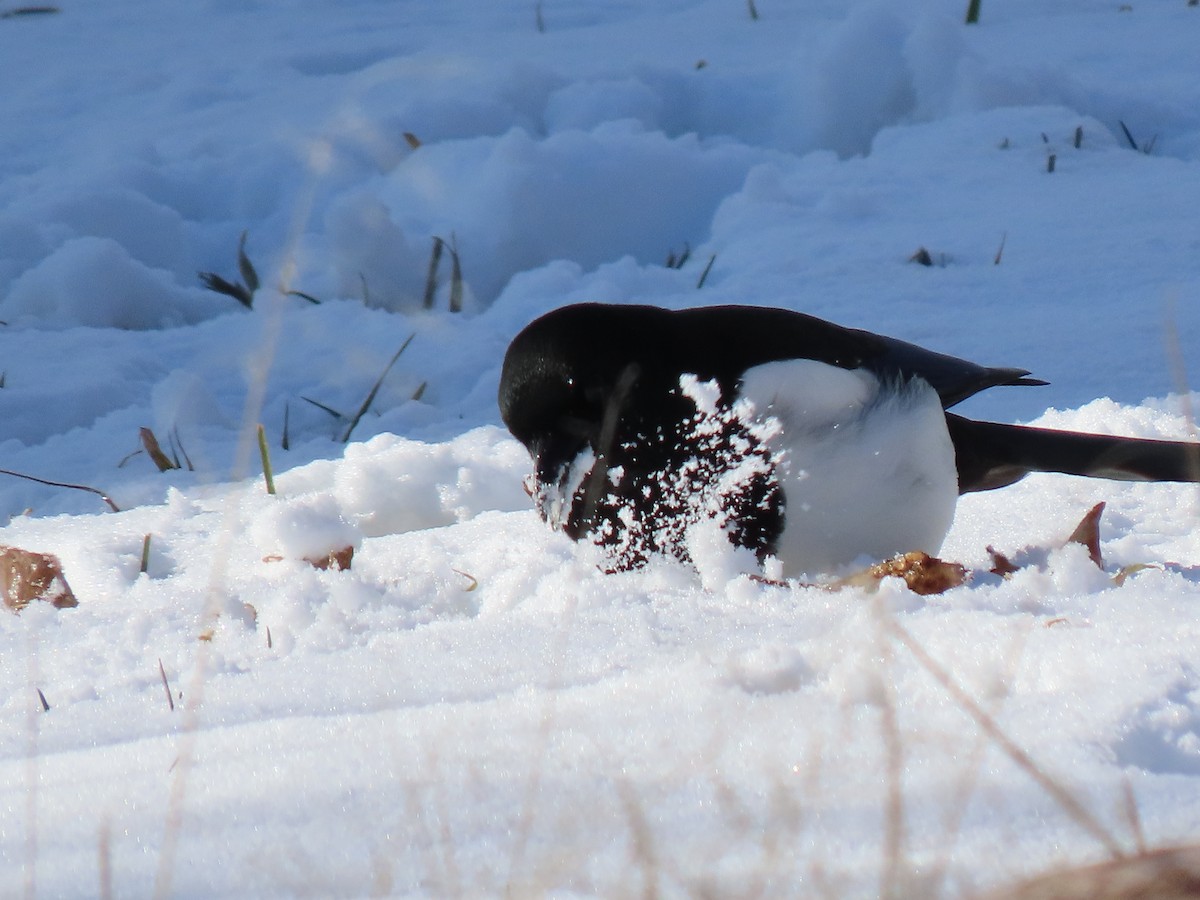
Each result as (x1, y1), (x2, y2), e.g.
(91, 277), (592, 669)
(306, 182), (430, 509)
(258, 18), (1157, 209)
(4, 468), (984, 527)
(199, 232), (260, 307)
(577, 362), (641, 530)
(451, 568), (478, 591)
(889, 619), (1126, 858)
(340, 332), (416, 443)
(448, 237), (464, 313)
(1121, 777), (1147, 854)
(236, 230), (259, 294)
(299, 395), (345, 420)
(98, 819), (113, 900)
(140, 534), (152, 575)
(285, 289), (321, 305)
(1118, 120), (1139, 152)
(197, 271), (253, 308)
(665, 243), (691, 269)
(37, 688), (50, 711)
(423, 237), (444, 309)
(281, 401), (290, 451)
(696, 253), (716, 288)
(0, 467), (119, 511)
(747, 0), (759, 20)
(140, 427), (178, 472)
(965, 0), (981, 23)
(0, 6), (59, 18)
(979, 844), (1200, 900)
(169, 427), (194, 471)
(993, 232), (1008, 265)
(257, 424), (276, 495)
(909, 247), (934, 267)
(874, 599), (908, 900)
(158, 659), (175, 712)
(614, 778), (662, 899)
(423, 236), (466, 311)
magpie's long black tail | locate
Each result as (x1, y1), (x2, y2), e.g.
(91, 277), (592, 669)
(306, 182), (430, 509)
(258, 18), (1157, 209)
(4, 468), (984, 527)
(946, 413), (1200, 494)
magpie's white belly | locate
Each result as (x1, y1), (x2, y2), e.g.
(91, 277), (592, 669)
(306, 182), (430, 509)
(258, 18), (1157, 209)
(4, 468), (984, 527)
(738, 359), (959, 575)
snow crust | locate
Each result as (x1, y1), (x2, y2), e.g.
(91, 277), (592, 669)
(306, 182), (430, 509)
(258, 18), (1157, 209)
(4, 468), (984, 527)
(1, 0), (1200, 896)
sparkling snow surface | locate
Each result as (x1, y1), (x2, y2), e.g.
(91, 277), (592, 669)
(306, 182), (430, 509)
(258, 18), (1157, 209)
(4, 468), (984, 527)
(1, 1), (1200, 896)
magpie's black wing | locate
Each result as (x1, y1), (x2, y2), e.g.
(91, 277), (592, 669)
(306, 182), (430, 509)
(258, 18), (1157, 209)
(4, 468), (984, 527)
(498, 303), (1044, 430)
(657, 305), (1045, 407)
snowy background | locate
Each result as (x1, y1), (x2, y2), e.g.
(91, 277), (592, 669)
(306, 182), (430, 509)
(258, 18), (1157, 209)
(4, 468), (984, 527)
(1, 0), (1200, 896)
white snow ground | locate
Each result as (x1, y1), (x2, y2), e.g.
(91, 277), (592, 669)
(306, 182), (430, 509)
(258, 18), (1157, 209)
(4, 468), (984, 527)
(1, 0), (1200, 896)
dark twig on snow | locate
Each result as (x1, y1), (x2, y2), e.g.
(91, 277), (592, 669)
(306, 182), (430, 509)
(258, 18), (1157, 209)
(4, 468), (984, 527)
(0, 468), (119, 512)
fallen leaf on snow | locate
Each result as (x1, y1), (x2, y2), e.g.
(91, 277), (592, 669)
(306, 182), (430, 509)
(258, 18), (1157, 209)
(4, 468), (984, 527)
(987, 545), (1020, 577)
(1067, 501), (1105, 568)
(832, 551), (968, 596)
(0, 545), (78, 612)
(1113, 562), (1159, 587)
(304, 545), (354, 571)
(985, 501), (1109, 578)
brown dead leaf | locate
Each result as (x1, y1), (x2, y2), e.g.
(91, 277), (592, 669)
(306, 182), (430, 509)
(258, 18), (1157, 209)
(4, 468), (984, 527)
(140, 427), (178, 472)
(1114, 562), (1159, 587)
(987, 545), (1020, 577)
(833, 551), (968, 596)
(1067, 501), (1105, 568)
(0, 545), (78, 612)
(305, 545), (354, 571)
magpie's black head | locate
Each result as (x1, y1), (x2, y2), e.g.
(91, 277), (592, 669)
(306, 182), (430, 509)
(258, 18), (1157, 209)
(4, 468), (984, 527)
(500, 305), (621, 486)
(499, 305), (645, 540)
(499, 303), (699, 451)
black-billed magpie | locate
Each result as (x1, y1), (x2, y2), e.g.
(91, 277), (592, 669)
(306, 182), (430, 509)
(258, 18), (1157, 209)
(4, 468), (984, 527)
(498, 303), (1200, 574)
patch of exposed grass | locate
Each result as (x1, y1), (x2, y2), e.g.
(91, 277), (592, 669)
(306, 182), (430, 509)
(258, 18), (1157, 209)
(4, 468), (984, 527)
(423, 236), (465, 312)
(198, 231), (259, 308)
(257, 424), (276, 495)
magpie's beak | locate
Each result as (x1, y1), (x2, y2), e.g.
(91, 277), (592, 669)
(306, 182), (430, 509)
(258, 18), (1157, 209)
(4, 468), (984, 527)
(527, 433), (595, 535)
